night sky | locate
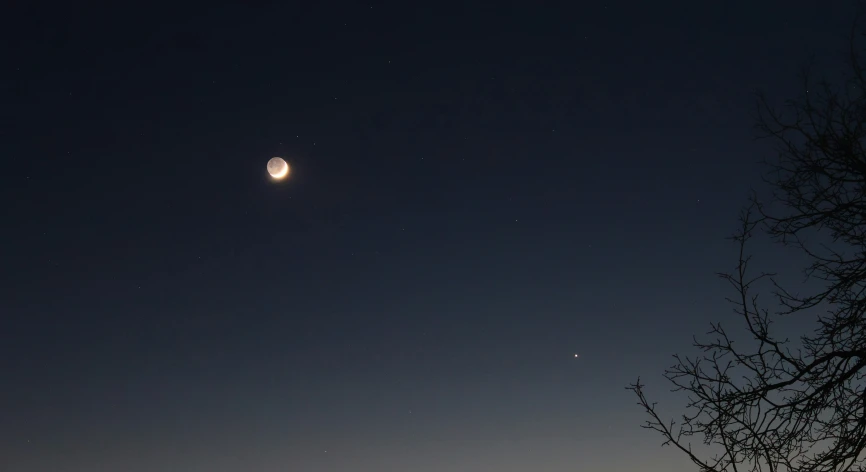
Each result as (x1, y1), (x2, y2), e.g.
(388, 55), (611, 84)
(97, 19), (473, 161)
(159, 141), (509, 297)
(2, 1), (856, 471)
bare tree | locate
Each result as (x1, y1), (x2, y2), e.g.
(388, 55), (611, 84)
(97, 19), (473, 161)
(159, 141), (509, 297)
(629, 28), (866, 472)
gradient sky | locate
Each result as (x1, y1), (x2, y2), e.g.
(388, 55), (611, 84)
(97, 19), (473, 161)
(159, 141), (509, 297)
(2, 1), (856, 471)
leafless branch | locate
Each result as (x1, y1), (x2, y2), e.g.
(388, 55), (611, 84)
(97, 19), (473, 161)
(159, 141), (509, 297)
(630, 26), (866, 472)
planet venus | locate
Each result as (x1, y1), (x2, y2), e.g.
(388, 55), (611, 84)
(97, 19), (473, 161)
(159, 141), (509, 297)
(267, 157), (289, 180)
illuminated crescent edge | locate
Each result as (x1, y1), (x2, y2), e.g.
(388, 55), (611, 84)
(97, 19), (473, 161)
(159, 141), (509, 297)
(272, 163), (289, 179)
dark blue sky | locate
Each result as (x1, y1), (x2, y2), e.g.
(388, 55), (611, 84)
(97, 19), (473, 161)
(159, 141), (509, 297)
(2, 1), (855, 470)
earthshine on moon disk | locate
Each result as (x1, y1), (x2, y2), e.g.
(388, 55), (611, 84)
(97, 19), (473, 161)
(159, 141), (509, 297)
(267, 157), (289, 180)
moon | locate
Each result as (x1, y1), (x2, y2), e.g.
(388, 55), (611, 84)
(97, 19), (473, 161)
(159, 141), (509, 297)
(267, 157), (289, 180)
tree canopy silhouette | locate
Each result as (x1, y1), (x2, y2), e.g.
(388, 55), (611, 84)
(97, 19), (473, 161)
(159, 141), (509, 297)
(630, 28), (866, 472)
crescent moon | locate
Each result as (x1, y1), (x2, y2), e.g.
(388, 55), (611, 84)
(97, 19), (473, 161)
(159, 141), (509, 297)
(267, 157), (290, 180)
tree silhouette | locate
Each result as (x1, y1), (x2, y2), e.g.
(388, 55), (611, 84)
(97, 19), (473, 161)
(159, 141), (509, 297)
(630, 28), (866, 472)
